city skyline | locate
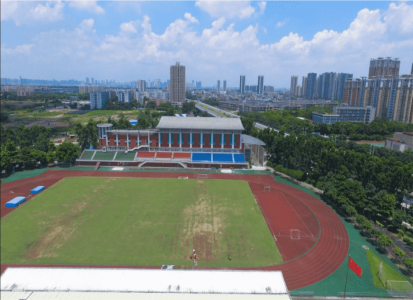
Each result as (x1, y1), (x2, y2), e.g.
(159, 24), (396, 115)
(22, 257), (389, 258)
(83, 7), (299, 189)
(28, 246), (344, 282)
(2, 1), (412, 87)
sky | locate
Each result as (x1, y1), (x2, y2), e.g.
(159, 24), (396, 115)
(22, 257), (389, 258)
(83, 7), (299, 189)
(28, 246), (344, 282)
(1, 1), (413, 88)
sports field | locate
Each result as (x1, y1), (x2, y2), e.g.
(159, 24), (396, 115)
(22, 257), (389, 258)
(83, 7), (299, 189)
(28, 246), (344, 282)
(1, 177), (282, 267)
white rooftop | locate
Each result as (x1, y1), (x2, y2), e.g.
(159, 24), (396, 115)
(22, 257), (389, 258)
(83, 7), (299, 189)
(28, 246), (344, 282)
(1, 268), (288, 295)
(156, 117), (244, 131)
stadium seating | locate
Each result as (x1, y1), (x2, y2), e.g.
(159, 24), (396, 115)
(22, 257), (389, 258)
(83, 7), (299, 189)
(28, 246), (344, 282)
(233, 154), (246, 163)
(212, 153), (233, 163)
(137, 152), (156, 158)
(173, 152), (191, 159)
(191, 153), (212, 162)
(156, 152), (173, 159)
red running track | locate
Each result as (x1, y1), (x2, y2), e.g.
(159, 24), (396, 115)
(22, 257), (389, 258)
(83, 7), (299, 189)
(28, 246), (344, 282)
(0, 170), (349, 290)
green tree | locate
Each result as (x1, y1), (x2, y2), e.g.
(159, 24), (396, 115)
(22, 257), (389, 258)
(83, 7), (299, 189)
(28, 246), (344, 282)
(391, 210), (405, 229)
(241, 117), (254, 135)
(146, 101), (157, 109)
(378, 234), (393, 253)
(393, 246), (406, 263)
(75, 121), (98, 150)
(402, 257), (413, 270)
(56, 142), (79, 163)
(0, 144), (12, 172)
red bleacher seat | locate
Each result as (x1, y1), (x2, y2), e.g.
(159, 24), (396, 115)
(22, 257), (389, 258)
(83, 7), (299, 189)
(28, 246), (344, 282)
(137, 152), (155, 158)
(156, 152), (173, 159)
(173, 152), (191, 159)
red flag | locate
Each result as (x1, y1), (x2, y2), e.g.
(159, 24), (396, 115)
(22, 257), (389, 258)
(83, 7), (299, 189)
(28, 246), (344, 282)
(349, 257), (362, 277)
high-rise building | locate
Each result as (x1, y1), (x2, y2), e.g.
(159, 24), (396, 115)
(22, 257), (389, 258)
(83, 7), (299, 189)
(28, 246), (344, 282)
(223, 80), (227, 91)
(335, 73), (353, 100)
(343, 76), (413, 123)
(116, 90), (132, 103)
(301, 76), (307, 97)
(258, 76), (264, 95)
(217, 80), (220, 91)
(411, 62), (413, 75)
(318, 72), (337, 100)
(136, 80), (146, 92)
(86, 77), (90, 85)
(290, 76), (298, 97)
(196, 81), (202, 89)
(90, 91), (110, 109)
(170, 62), (186, 106)
(368, 57), (400, 79)
(91, 78), (95, 85)
(240, 75), (246, 94)
(306, 73), (317, 100)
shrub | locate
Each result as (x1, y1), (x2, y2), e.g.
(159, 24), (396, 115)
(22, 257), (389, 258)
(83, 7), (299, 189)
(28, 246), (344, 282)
(356, 214), (366, 225)
(397, 230), (404, 238)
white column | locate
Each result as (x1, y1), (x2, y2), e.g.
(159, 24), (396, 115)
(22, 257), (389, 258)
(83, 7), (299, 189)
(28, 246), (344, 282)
(232, 132), (234, 150)
(138, 131), (140, 147)
(179, 131), (182, 149)
(221, 131), (224, 149)
(159, 132), (161, 148)
(116, 133), (119, 146)
(127, 133), (129, 150)
(200, 131), (203, 149)
(169, 132), (171, 148)
(190, 130), (192, 149)
(105, 129), (108, 149)
(211, 132), (213, 149)
(148, 132), (150, 148)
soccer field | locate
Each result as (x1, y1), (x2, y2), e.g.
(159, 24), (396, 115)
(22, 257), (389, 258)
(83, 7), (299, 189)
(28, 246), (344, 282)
(1, 177), (282, 267)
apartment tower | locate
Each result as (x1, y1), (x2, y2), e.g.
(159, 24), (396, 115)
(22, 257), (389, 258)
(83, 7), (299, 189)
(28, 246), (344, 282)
(368, 57), (400, 79)
(258, 76), (264, 95)
(170, 62), (186, 106)
(223, 80), (227, 91)
(306, 73), (317, 100)
(217, 80), (220, 91)
(240, 75), (246, 94)
(290, 76), (298, 97)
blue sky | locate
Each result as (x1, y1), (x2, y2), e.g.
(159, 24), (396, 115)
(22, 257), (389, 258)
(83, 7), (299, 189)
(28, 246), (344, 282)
(2, 1), (413, 87)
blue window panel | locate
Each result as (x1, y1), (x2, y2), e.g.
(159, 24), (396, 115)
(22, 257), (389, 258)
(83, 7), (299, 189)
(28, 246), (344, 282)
(234, 154), (245, 163)
(192, 153), (212, 162)
(212, 153), (232, 163)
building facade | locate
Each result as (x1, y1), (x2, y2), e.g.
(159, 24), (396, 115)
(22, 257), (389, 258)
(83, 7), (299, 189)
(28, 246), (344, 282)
(301, 76), (307, 97)
(385, 132), (413, 152)
(136, 80), (146, 92)
(116, 90), (132, 103)
(306, 73), (317, 100)
(343, 76), (413, 123)
(90, 91), (110, 109)
(217, 80), (220, 91)
(170, 62), (186, 106)
(258, 76), (264, 95)
(223, 80), (227, 91)
(333, 105), (376, 123)
(312, 113), (339, 124)
(290, 76), (298, 97)
(368, 57), (400, 79)
(240, 75), (246, 94)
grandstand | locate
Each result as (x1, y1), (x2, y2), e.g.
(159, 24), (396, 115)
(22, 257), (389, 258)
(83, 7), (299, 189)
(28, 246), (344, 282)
(78, 117), (264, 169)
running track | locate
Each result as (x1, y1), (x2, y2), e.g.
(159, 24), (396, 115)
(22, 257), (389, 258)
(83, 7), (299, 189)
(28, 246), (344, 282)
(0, 170), (349, 290)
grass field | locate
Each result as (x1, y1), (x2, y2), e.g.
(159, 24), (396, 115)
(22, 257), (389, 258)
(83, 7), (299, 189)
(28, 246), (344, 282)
(366, 249), (409, 289)
(81, 150), (95, 160)
(1, 177), (282, 267)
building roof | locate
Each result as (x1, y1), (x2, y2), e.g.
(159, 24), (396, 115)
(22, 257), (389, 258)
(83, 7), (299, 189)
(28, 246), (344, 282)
(1, 268), (288, 295)
(241, 134), (266, 146)
(157, 117), (244, 131)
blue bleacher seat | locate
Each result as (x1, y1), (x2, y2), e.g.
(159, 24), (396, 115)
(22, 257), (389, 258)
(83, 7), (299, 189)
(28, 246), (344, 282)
(191, 153), (212, 162)
(233, 154), (246, 163)
(212, 153), (233, 163)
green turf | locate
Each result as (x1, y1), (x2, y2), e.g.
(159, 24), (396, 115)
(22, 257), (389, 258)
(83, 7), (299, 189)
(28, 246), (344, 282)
(1, 169), (49, 184)
(92, 151), (116, 161)
(114, 151), (136, 161)
(81, 151), (95, 160)
(366, 249), (409, 289)
(1, 177), (282, 267)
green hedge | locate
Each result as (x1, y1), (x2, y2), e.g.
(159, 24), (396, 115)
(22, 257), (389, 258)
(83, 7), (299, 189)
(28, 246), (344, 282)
(274, 165), (304, 180)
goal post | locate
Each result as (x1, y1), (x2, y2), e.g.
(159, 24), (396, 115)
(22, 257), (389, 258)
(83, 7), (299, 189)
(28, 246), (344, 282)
(178, 176), (188, 179)
(263, 186), (271, 192)
(290, 229), (300, 240)
(387, 281), (413, 297)
(196, 174), (208, 179)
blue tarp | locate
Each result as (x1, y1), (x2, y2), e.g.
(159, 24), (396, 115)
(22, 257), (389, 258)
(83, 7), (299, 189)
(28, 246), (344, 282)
(31, 186), (45, 194)
(192, 153), (212, 162)
(212, 153), (233, 163)
(129, 120), (138, 126)
(5, 196), (26, 207)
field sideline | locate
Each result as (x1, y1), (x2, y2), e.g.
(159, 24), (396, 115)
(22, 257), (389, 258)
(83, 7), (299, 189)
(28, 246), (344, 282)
(1, 177), (282, 267)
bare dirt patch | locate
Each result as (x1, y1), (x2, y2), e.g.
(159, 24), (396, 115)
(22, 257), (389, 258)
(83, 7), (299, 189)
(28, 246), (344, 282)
(180, 181), (224, 262)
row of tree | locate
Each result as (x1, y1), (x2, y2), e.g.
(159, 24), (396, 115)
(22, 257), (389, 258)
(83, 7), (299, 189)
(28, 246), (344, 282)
(250, 126), (413, 228)
(240, 108), (413, 141)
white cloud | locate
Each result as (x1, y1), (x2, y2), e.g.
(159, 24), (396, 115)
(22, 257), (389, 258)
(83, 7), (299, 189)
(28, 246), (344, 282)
(276, 21), (286, 28)
(384, 2), (413, 34)
(196, 0), (256, 19)
(2, 44), (34, 55)
(2, 2), (413, 85)
(1, 0), (64, 25)
(68, 1), (105, 14)
(258, 2), (266, 14)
